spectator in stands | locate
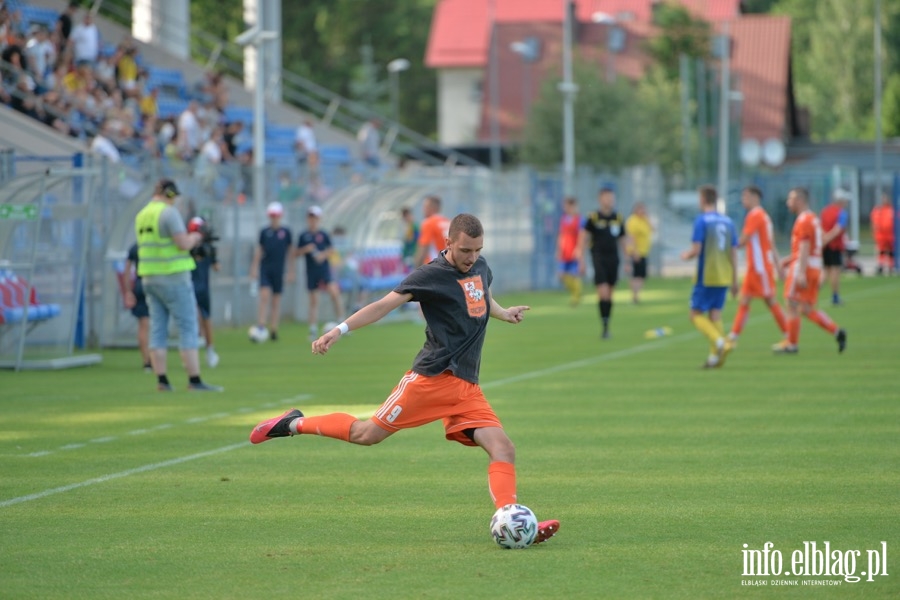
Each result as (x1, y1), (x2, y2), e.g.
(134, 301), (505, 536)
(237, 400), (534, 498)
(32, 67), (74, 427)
(55, 2), (79, 51)
(68, 11), (100, 65)
(357, 117), (381, 168)
(135, 179), (222, 391)
(116, 43), (140, 97)
(223, 121), (242, 159)
(2, 43), (36, 114)
(3, 7), (26, 42)
(123, 242), (152, 372)
(89, 121), (121, 163)
(297, 205), (345, 341)
(176, 100), (201, 159)
(295, 118), (319, 180)
(24, 25), (54, 93)
(139, 85), (158, 120)
(197, 125), (224, 188)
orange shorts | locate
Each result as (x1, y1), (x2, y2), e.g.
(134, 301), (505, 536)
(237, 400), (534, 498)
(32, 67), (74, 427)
(371, 370), (502, 446)
(740, 270), (776, 299)
(784, 268), (821, 306)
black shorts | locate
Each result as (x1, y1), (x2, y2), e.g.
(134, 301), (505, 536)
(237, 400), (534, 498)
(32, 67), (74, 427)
(631, 257), (647, 279)
(306, 267), (333, 291)
(260, 267), (285, 294)
(131, 291), (149, 319)
(194, 288), (211, 319)
(823, 247), (843, 267)
(592, 257), (619, 286)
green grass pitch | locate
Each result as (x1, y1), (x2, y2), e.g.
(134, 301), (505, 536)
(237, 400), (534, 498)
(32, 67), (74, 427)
(1, 277), (897, 599)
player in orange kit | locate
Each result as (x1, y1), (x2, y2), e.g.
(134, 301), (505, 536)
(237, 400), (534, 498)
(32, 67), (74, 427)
(871, 192), (895, 275)
(773, 187), (846, 354)
(413, 195), (451, 267)
(728, 186), (788, 346)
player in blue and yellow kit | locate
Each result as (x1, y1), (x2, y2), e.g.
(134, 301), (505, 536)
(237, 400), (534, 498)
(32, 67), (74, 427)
(681, 185), (738, 368)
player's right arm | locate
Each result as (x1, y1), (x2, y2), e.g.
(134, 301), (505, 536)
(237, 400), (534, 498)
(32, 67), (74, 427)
(312, 291), (413, 355)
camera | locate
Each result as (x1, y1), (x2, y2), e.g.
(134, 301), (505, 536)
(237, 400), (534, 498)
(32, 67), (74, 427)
(188, 218), (219, 262)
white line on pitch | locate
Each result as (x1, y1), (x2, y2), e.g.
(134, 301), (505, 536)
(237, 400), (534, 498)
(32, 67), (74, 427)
(0, 443), (248, 508)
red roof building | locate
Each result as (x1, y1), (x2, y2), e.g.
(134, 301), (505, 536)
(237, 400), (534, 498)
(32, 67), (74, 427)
(426, 0), (796, 150)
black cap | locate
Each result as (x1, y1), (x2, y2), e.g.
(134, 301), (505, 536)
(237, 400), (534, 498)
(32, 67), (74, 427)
(158, 179), (180, 199)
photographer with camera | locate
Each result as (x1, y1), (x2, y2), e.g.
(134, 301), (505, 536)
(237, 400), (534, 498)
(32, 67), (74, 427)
(135, 179), (222, 392)
(188, 217), (220, 368)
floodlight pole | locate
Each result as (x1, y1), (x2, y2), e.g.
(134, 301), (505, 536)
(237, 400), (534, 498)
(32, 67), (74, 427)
(237, 25), (279, 209)
(874, 0), (883, 204)
(560, 1), (578, 197)
(716, 22), (731, 214)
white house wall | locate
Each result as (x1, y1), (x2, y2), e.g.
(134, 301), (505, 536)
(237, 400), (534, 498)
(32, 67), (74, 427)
(437, 68), (483, 146)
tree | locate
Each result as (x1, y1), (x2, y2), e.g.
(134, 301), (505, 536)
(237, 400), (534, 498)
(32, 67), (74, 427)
(644, 2), (712, 81)
(882, 72), (900, 138)
(521, 61), (685, 174)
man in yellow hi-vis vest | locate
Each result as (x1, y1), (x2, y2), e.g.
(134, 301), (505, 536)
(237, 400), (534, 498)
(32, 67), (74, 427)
(136, 179), (222, 391)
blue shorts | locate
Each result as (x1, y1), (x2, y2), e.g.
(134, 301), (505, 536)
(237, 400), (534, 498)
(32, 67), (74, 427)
(306, 266), (333, 291)
(194, 288), (211, 319)
(260, 266), (285, 294)
(131, 280), (149, 319)
(690, 285), (728, 313)
(558, 260), (580, 276)
(143, 279), (199, 350)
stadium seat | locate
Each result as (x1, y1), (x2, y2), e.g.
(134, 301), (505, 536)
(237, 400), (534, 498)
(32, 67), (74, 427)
(146, 67), (188, 99)
(319, 145), (352, 166)
(19, 6), (59, 29)
(223, 106), (254, 126)
(0, 270), (61, 326)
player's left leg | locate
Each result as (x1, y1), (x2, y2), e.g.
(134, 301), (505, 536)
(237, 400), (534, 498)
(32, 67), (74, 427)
(471, 426), (559, 544)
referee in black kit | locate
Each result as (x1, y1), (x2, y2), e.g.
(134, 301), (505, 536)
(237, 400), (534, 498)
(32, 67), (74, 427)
(579, 186), (626, 339)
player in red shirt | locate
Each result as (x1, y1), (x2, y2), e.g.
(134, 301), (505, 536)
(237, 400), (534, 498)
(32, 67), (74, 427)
(728, 186), (787, 345)
(556, 197), (584, 306)
(820, 188), (850, 305)
(870, 193), (896, 275)
(773, 188), (846, 354)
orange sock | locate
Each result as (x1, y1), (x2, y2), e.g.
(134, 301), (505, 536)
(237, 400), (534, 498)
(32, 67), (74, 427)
(294, 413), (357, 442)
(806, 310), (838, 335)
(731, 304), (750, 336)
(787, 317), (801, 346)
(768, 303), (788, 333)
(488, 461), (517, 509)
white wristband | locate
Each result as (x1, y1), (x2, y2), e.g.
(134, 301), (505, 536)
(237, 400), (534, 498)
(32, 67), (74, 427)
(337, 322), (350, 336)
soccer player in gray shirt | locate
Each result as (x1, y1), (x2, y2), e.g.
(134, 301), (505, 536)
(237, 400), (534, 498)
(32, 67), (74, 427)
(250, 213), (559, 545)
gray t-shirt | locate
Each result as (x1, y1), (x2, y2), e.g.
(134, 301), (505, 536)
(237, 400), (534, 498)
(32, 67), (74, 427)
(394, 252), (493, 384)
(142, 205), (192, 286)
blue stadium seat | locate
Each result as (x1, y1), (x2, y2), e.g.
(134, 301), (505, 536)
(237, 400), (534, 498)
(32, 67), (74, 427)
(223, 106), (254, 126)
(319, 145), (352, 166)
(19, 6), (58, 29)
(156, 98), (189, 120)
(146, 67), (188, 99)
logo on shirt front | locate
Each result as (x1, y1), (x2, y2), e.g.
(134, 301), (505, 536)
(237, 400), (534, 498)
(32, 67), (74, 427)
(457, 276), (487, 318)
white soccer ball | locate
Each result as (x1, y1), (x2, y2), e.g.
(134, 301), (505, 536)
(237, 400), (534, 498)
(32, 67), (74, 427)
(490, 503), (538, 549)
(248, 325), (269, 343)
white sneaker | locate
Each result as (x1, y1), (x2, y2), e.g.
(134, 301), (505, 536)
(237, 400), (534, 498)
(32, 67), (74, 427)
(206, 347), (220, 368)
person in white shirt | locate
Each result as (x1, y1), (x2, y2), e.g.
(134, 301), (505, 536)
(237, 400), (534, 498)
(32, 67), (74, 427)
(89, 124), (122, 164)
(69, 12), (100, 64)
(176, 101), (201, 159)
(24, 26), (55, 88)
